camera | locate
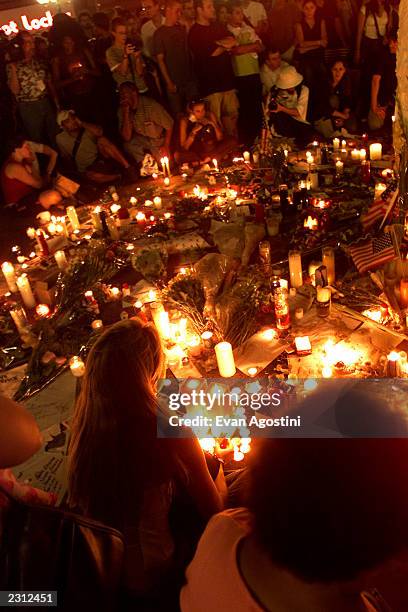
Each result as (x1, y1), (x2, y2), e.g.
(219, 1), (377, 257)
(268, 86), (279, 112)
(126, 37), (142, 51)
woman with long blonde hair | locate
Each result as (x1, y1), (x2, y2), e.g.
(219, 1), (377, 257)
(68, 318), (223, 602)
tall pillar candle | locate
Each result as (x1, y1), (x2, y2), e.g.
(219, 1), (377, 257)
(288, 250), (303, 288)
(2, 262), (18, 293)
(91, 206), (103, 231)
(16, 274), (36, 309)
(215, 341), (236, 377)
(66, 205), (80, 230)
(10, 306), (28, 336)
(369, 143), (382, 161)
(54, 250), (68, 270)
(322, 247), (335, 285)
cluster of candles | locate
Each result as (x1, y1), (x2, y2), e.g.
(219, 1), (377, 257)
(333, 138), (382, 161)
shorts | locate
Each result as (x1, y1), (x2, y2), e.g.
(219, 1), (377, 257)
(205, 89), (239, 122)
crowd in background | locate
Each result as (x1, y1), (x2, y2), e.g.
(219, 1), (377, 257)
(0, 0), (400, 208)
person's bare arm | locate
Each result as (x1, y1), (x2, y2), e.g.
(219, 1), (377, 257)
(354, 11), (366, 64)
(174, 437), (224, 518)
(6, 163), (43, 188)
(156, 52), (176, 93)
(0, 395), (42, 468)
(208, 111), (223, 141)
(180, 117), (200, 150)
(7, 63), (20, 96)
(213, 36), (237, 56)
(80, 120), (103, 138)
(42, 144), (58, 176)
(231, 41), (262, 55)
(120, 106), (133, 142)
(371, 74), (385, 118)
(163, 125), (173, 156)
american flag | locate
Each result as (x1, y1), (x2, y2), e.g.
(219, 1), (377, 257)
(348, 232), (397, 274)
(361, 182), (398, 231)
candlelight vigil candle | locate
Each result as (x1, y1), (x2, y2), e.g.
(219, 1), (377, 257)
(212, 158), (218, 171)
(111, 192), (120, 203)
(288, 250), (303, 288)
(386, 351), (401, 377)
(333, 137), (340, 150)
(10, 306), (28, 336)
(153, 196), (162, 209)
(340, 148), (348, 160)
(351, 149), (360, 161)
(69, 356), (86, 377)
(335, 160), (344, 175)
(374, 182), (387, 200)
(66, 205), (80, 230)
(16, 273), (36, 309)
(215, 341), (236, 377)
(91, 206), (103, 231)
(26, 227), (36, 239)
(2, 262), (18, 293)
(322, 246), (335, 285)
(164, 177), (170, 187)
(91, 319), (103, 330)
(316, 286), (331, 317)
(36, 303), (50, 318)
(106, 216), (119, 240)
(369, 142), (382, 161)
(54, 250), (68, 270)
(341, 139), (346, 148)
(201, 330), (213, 348)
(360, 148), (367, 161)
(243, 151), (250, 162)
(110, 203), (121, 214)
(252, 151), (259, 164)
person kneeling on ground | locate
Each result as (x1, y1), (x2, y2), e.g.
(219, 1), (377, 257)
(176, 99), (237, 166)
(1, 136), (62, 211)
(266, 65), (316, 147)
(56, 110), (136, 184)
(118, 81), (174, 166)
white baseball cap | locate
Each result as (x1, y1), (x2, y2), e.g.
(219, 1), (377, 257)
(57, 109), (75, 127)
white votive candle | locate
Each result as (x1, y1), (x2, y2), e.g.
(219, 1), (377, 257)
(2, 261), (18, 293)
(54, 250), (68, 270)
(335, 160), (344, 175)
(369, 143), (382, 161)
(351, 149), (360, 161)
(215, 341), (236, 377)
(243, 151), (250, 162)
(69, 356), (85, 377)
(359, 148), (366, 161)
(16, 273), (36, 309)
(374, 182), (387, 200)
(153, 196), (162, 209)
(333, 138), (340, 150)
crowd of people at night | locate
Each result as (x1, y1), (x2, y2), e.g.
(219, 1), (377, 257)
(0, 3), (406, 609)
(0, 0), (399, 211)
